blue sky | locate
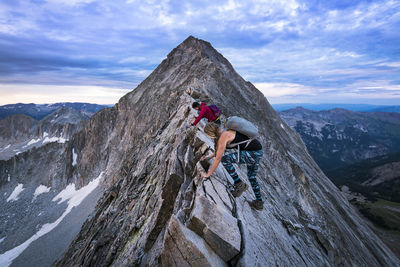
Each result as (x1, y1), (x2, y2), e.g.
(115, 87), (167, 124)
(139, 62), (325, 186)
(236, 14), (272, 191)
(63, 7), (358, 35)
(0, 0), (399, 105)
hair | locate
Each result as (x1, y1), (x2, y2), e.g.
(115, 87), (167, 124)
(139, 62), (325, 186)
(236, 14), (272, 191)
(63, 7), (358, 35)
(192, 102), (200, 109)
(204, 122), (221, 152)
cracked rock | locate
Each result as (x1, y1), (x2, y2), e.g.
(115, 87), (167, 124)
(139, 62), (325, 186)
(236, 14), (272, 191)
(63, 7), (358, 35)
(188, 195), (241, 261)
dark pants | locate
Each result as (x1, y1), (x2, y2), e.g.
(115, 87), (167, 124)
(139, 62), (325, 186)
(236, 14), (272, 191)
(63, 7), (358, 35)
(221, 150), (263, 200)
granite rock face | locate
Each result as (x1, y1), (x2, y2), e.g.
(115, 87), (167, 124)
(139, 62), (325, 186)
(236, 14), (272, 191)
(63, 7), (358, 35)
(51, 36), (399, 266)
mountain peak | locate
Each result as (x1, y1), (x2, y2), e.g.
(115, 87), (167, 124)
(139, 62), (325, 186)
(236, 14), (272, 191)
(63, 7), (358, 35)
(181, 35), (201, 44)
(28, 36), (400, 266)
(180, 35), (212, 49)
(41, 107), (89, 125)
(120, 35), (265, 121)
(165, 35), (224, 67)
(294, 106), (309, 111)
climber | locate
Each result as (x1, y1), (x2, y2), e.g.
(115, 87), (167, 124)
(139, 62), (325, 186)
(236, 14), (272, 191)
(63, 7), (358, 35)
(191, 102), (221, 126)
(200, 122), (264, 210)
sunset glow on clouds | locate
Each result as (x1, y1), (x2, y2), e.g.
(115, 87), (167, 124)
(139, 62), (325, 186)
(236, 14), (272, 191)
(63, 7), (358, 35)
(0, 0), (399, 104)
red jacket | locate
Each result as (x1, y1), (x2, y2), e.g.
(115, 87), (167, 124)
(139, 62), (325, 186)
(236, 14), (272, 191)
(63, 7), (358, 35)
(192, 102), (217, 125)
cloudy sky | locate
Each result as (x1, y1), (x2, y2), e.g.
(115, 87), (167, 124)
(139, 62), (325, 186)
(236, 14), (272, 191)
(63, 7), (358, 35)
(0, 0), (399, 105)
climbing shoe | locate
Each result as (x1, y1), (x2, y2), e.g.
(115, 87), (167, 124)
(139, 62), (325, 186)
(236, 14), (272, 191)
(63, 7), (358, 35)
(249, 199), (264, 210)
(231, 181), (248, 197)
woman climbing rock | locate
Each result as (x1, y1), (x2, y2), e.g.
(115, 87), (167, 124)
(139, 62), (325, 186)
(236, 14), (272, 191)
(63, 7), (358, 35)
(200, 121), (264, 210)
(191, 101), (222, 125)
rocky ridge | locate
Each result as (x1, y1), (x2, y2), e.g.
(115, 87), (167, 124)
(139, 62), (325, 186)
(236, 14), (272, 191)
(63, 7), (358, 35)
(52, 36), (399, 266)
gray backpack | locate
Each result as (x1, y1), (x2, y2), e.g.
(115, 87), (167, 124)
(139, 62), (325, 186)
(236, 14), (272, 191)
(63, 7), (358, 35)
(225, 116), (259, 162)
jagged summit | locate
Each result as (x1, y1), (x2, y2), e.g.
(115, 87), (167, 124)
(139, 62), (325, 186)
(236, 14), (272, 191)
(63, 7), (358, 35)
(120, 36), (269, 124)
(170, 35), (216, 57)
(45, 36), (400, 266)
(168, 36), (248, 91)
(176, 35), (211, 50)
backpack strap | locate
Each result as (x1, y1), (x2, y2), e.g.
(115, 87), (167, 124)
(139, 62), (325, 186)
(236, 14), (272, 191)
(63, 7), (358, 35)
(226, 138), (254, 149)
(226, 138), (255, 163)
(213, 115), (221, 122)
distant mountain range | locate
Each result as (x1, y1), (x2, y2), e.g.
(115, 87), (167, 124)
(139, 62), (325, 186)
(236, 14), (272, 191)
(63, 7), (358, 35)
(0, 103), (111, 120)
(280, 106), (400, 240)
(273, 103), (400, 113)
(0, 107), (90, 160)
(367, 106), (400, 113)
(279, 107), (400, 171)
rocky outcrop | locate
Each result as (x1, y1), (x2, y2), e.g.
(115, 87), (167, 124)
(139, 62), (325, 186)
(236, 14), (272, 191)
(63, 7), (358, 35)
(54, 36), (399, 266)
(39, 107), (89, 137)
(0, 114), (37, 145)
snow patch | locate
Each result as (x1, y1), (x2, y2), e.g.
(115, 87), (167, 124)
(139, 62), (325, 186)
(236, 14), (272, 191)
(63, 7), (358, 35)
(33, 185), (51, 201)
(354, 124), (368, 133)
(309, 121), (326, 132)
(43, 136), (67, 144)
(3, 144), (11, 150)
(52, 184), (76, 204)
(72, 148), (78, 167)
(6, 184), (24, 202)
(280, 123), (285, 129)
(0, 172), (103, 267)
(0, 237), (5, 244)
(26, 139), (41, 147)
(43, 132), (49, 138)
(7, 174), (10, 182)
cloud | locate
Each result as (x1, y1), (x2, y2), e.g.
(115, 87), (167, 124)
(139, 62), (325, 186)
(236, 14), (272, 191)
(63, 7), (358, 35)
(375, 61), (400, 68)
(254, 82), (316, 97)
(0, 83), (129, 105)
(0, 0), (398, 104)
(348, 80), (400, 92)
(323, 0), (400, 32)
(261, 78), (400, 104)
(46, 0), (97, 6)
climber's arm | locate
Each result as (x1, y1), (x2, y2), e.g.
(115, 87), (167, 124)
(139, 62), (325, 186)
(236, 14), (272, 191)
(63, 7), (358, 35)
(192, 107), (206, 126)
(202, 131), (234, 179)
